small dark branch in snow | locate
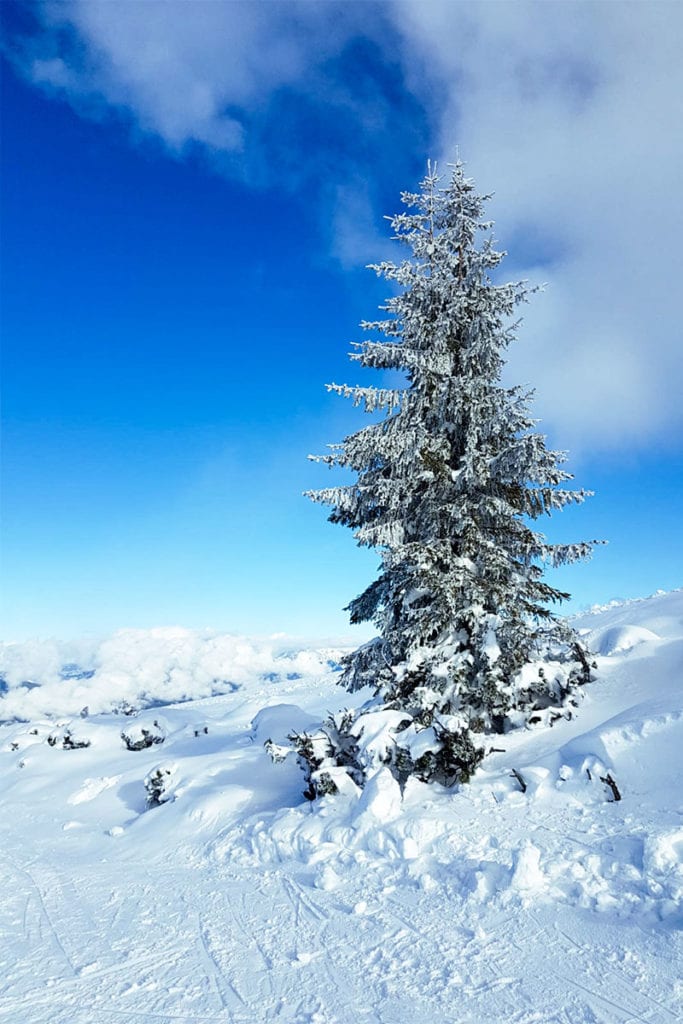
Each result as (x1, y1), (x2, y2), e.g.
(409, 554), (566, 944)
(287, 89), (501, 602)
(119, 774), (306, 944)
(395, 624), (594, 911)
(600, 773), (622, 802)
(487, 747), (506, 755)
(264, 738), (290, 764)
(510, 768), (527, 793)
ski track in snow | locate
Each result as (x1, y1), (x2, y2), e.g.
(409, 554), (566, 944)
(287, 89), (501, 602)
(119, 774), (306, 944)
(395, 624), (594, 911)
(1, 851), (679, 1024)
(1, 590), (682, 1023)
(1, 844), (681, 1023)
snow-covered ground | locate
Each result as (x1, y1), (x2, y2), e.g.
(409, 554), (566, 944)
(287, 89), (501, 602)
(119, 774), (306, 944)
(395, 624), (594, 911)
(1, 591), (682, 1024)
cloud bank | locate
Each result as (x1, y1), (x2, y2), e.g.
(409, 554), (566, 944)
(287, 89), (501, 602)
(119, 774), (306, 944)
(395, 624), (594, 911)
(0, 627), (351, 719)
(5, 0), (683, 452)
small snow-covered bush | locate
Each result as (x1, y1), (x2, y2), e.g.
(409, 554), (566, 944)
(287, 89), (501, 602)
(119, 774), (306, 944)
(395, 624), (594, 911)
(121, 719), (166, 752)
(289, 711), (364, 800)
(144, 763), (177, 807)
(47, 724), (91, 750)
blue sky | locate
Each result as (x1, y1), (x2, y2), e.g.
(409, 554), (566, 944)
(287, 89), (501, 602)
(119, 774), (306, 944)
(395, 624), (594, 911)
(1, 1), (681, 640)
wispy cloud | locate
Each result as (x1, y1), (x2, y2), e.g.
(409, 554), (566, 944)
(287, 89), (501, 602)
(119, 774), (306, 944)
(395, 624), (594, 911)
(5, 0), (682, 452)
(18, 2), (354, 154)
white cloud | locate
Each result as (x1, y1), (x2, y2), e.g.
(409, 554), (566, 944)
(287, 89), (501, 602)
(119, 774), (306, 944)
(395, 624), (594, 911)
(391, 1), (683, 452)
(7, 0), (683, 452)
(0, 628), (351, 719)
(20, 1), (363, 156)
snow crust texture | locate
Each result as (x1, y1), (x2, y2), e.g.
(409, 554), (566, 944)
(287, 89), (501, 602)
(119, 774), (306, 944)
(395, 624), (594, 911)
(1, 591), (682, 1023)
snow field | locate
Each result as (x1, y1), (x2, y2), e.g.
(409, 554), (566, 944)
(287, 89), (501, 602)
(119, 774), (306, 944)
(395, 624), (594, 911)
(1, 590), (682, 1023)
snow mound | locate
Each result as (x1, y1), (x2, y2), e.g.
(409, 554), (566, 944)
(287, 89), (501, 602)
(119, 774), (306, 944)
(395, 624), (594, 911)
(588, 623), (661, 655)
(250, 703), (320, 745)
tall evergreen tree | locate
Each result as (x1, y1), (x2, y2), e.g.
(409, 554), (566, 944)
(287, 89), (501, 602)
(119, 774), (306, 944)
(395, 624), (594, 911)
(293, 163), (600, 797)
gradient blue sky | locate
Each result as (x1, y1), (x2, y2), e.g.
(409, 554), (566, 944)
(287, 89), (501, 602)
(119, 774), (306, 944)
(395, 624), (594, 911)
(1, 1), (681, 641)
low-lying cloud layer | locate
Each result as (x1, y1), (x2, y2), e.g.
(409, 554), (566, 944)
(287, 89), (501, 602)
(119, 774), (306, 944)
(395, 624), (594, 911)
(0, 627), (351, 719)
(6, 0), (682, 452)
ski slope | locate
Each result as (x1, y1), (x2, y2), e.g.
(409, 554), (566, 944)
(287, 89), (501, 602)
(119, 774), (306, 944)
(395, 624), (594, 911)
(1, 591), (682, 1023)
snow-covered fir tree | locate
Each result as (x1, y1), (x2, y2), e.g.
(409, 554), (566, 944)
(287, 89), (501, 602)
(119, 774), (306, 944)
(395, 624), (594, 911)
(291, 163), (600, 797)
